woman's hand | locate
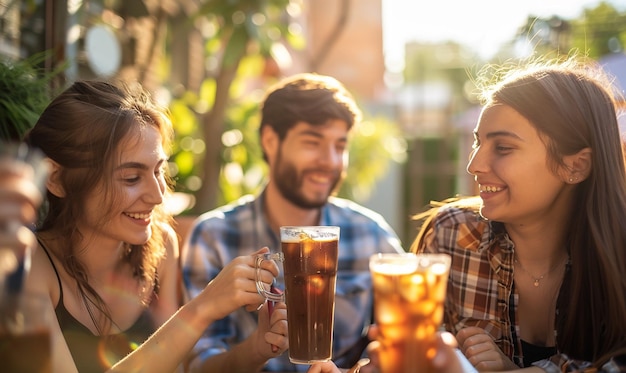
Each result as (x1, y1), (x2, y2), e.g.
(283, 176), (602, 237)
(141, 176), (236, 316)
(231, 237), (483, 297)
(456, 327), (517, 371)
(198, 247), (278, 321)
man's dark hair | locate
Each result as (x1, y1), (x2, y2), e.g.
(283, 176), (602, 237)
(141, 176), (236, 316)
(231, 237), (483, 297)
(259, 73), (361, 142)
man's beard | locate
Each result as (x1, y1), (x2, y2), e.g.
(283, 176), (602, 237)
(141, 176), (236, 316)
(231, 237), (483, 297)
(273, 150), (343, 209)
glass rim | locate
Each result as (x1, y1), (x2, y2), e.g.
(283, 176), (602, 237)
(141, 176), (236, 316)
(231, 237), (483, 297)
(280, 226), (339, 241)
(279, 226), (340, 230)
(369, 252), (451, 270)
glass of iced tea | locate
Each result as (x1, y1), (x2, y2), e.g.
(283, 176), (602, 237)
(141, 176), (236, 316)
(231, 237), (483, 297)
(369, 253), (451, 373)
(255, 226), (339, 364)
(0, 292), (53, 373)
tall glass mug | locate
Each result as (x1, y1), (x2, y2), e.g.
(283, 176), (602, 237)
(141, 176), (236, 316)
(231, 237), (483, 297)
(256, 226), (339, 364)
(369, 253), (451, 373)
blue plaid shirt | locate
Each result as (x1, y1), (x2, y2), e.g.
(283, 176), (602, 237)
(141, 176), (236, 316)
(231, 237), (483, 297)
(182, 190), (403, 371)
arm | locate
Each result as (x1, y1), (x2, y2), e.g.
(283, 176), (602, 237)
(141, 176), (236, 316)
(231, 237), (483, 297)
(26, 243), (80, 373)
(149, 224), (182, 326)
(182, 230), (288, 372)
(181, 220), (249, 371)
(181, 216), (289, 372)
(109, 247), (279, 373)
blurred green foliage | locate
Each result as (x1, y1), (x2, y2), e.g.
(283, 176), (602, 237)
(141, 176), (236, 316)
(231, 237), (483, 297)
(0, 54), (56, 142)
(172, 0), (307, 212)
(510, 2), (626, 61)
(570, 1), (626, 58)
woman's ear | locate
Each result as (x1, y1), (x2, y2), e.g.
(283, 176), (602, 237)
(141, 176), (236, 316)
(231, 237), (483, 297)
(45, 158), (66, 198)
(563, 147), (592, 183)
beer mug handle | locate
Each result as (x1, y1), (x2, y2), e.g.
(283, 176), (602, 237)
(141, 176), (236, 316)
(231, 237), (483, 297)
(255, 253), (285, 302)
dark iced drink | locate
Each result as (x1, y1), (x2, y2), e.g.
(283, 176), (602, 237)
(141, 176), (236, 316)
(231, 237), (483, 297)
(280, 226), (339, 364)
(0, 329), (51, 373)
(0, 293), (52, 373)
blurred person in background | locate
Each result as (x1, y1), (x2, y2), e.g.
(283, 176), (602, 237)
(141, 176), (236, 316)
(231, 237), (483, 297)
(182, 73), (404, 372)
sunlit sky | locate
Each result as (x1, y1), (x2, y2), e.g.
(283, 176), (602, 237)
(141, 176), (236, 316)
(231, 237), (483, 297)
(382, 0), (626, 70)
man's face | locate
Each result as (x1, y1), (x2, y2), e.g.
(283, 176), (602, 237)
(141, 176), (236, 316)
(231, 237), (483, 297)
(268, 120), (349, 209)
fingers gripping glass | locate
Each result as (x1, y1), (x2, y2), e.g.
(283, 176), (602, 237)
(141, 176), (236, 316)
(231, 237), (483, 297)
(255, 253), (285, 302)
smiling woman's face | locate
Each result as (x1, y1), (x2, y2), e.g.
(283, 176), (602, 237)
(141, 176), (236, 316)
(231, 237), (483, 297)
(79, 125), (168, 247)
(466, 104), (569, 225)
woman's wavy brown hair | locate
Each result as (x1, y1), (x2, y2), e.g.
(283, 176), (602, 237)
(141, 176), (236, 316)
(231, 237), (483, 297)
(24, 80), (174, 335)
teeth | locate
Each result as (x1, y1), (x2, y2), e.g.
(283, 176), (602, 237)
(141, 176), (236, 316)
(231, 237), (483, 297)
(480, 185), (502, 193)
(310, 175), (329, 183)
(125, 212), (150, 220)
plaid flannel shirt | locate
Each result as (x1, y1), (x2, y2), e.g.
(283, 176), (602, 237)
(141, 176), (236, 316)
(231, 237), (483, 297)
(416, 203), (626, 372)
(182, 190), (403, 372)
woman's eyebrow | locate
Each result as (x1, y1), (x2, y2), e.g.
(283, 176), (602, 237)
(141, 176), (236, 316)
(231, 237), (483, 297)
(116, 158), (166, 171)
(116, 162), (148, 171)
(484, 130), (524, 140)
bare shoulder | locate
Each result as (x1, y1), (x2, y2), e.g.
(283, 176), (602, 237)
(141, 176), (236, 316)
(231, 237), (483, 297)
(160, 221), (180, 261)
(151, 221), (182, 320)
(24, 240), (61, 305)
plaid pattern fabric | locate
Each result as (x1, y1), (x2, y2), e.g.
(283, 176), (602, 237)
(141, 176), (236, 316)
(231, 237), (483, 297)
(181, 190), (404, 372)
(416, 204), (520, 364)
(534, 354), (626, 373)
(415, 204), (626, 372)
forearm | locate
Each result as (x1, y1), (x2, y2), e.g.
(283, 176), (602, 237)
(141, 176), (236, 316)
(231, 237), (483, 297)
(108, 297), (213, 373)
(190, 332), (268, 373)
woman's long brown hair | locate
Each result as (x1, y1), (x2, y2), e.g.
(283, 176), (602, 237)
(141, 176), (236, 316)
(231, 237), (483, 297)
(24, 80), (174, 335)
(413, 58), (626, 365)
(489, 60), (626, 363)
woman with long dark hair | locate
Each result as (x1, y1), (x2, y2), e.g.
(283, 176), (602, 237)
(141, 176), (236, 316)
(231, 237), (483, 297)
(411, 57), (626, 371)
(309, 57), (626, 373)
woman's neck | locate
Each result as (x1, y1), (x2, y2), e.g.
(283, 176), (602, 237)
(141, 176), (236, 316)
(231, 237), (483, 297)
(80, 242), (127, 282)
(42, 229), (128, 282)
(505, 220), (569, 270)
